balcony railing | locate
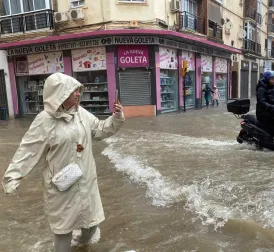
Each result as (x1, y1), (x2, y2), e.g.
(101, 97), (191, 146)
(245, 6), (256, 21)
(208, 20), (223, 41)
(267, 49), (274, 58)
(0, 9), (54, 36)
(244, 39), (261, 54)
(178, 11), (205, 34)
(269, 0), (274, 7)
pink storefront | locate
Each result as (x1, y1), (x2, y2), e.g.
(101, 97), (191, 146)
(3, 30), (240, 118)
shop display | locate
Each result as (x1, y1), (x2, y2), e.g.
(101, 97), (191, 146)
(159, 47), (179, 113)
(215, 58), (228, 102)
(73, 70), (110, 115)
(19, 75), (48, 115)
(184, 72), (195, 108)
(160, 70), (178, 112)
(216, 74), (227, 101)
(182, 52), (195, 109)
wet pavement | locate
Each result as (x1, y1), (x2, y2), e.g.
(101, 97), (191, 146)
(1, 103), (274, 252)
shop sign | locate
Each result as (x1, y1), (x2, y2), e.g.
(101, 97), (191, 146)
(241, 60), (249, 70)
(251, 62), (258, 71)
(215, 57), (227, 73)
(71, 47), (106, 72)
(8, 37), (113, 56)
(27, 51), (64, 75)
(159, 47), (178, 69)
(113, 36), (158, 45)
(201, 55), (212, 72)
(117, 45), (149, 68)
(182, 51), (195, 71)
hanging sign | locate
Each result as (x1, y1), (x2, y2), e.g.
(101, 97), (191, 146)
(117, 45), (149, 68)
(159, 47), (178, 69)
(215, 57), (227, 73)
(27, 51), (64, 75)
(71, 47), (107, 72)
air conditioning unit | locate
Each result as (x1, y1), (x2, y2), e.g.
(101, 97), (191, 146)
(170, 0), (180, 13)
(54, 12), (69, 22)
(16, 61), (28, 73)
(69, 9), (84, 20)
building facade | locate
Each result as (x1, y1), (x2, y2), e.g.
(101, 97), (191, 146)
(0, 0), (264, 118)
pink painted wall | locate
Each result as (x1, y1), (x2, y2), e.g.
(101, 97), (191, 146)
(155, 51), (161, 111)
(8, 58), (18, 115)
(106, 51), (116, 113)
(178, 55), (183, 108)
(213, 57), (216, 87)
(196, 56), (201, 99)
(64, 53), (72, 76)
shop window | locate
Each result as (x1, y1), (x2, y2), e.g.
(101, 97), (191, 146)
(71, 0), (85, 8)
(0, 0), (51, 16)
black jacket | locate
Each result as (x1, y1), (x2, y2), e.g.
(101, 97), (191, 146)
(256, 79), (274, 122)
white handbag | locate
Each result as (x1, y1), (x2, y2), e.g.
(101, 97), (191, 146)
(52, 163), (83, 191)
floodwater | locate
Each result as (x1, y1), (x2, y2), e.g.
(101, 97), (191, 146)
(1, 103), (274, 252)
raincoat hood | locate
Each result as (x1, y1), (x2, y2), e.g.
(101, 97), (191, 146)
(43, 73), (83, 117)
(257, 79), (267, 91)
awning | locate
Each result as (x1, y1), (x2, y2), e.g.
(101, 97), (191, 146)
(208, 1), (222, 26)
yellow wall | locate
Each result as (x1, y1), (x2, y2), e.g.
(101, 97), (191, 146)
(221, 0), (244, 50)
(57, 0), (172, 25)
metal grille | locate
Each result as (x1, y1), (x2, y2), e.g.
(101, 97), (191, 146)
(0, 69), (8, 117)
(251, 71), (257, 97)
(119, 70), (151, 105)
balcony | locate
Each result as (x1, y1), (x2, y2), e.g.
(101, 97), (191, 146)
(178, 11), (205, 34)
(269, 0), (274, 12)
(245, 6), (256, 21)
(244, 39), (261, 55)
(268, 24), (274, 38)
(0, 9), (54, 36)
(208, 20), (223, 42)
(267, 49), (274, 58)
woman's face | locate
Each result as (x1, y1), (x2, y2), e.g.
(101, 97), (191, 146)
(63, 88), (81, 109)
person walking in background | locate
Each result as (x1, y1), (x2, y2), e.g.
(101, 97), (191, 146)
(212, 86), (220, 106)
(2, 73), (125, 252)
(203, 84), (215, 108)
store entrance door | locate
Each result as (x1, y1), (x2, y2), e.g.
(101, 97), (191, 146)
(251, 71), (257, 97)
(231, 71), (238, 98)
(240, 70), (249, 98)
(119, 69), (152, 106)
(0, 70), (9, 118)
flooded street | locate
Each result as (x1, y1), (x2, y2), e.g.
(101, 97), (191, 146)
(1, 103), (274, 252)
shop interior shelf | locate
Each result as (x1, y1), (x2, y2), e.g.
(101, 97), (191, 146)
(161, 92), (174, 94)
(161, 100), (174, 102)
(161, 107), (175, 111)
(160, 84), (172, 86)
(160, 77), (172, 79)
(82, 82), (108, 85)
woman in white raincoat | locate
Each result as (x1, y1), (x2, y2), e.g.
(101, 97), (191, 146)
(2, 73), (125, 252)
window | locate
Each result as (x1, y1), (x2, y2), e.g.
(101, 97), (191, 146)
(257, 0), (262, 14)
(183, 0), (197, 15)
(245, 22), (255, 41)
(257, 28), (261, 44)
(71, 0), (84, 8)
(0, 0), (51, 16)
(118, 0), (146, 3)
